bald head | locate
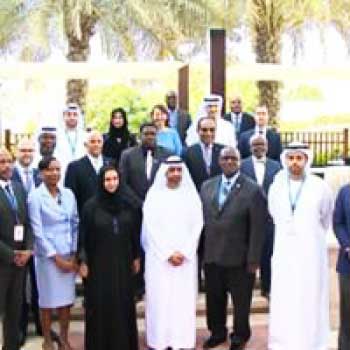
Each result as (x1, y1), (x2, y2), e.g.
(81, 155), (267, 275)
(16, 138), (35, 167)
(230, 95), (243, 114)
(166, 90), (177, 110)
(85, 130), (103, 158)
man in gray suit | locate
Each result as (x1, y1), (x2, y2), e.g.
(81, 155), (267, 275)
(200, 146), (267, 350)
(0, 148), (33, 350)
(165, 90), (192, 145)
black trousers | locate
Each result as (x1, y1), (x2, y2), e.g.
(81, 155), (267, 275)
(0, 265), (25, 350)
(19, 258), (41, 340)
(260, 227), (274, 294)
(204, 263), (255, 341)
(338, 273), (350, 350)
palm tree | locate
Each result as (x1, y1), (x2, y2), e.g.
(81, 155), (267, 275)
(247, 0), (325, 129)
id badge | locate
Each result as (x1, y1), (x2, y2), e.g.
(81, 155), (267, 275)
(14, 225), (24, 242)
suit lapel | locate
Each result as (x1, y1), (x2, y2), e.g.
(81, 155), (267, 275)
(82, 156), (98, 179)
(193, 144), (208, 175)
(246, 158), (257, 182)
(210, 178), (221, 215)
(219, 175), (244, 213)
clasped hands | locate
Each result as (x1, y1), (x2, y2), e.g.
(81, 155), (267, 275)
(54, 254), (79, 273)
(168, 251), (185, 267)
(13, 250), (32, 267)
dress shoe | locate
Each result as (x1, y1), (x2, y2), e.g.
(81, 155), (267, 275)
(203, 335), (227, 349)
(230, 335), (248, 350)
(50, 330), (62, 345)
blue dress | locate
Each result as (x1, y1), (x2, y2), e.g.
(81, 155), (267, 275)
(28, 183), (79, 308)
(156, 128), (182, 156)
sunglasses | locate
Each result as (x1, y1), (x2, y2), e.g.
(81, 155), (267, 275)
(200, 127), (216, 132)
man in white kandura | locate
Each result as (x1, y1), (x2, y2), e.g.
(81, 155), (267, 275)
(268, 142), (333, 350)
(142, 156), (204, 350)
(186, 94), (236, 147)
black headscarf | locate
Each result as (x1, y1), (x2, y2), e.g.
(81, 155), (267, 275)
(103, 108), (134, 162)
(96, 165), (140, 214)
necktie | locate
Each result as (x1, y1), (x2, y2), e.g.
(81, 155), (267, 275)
(203, 145), (211, 174)
(23, 169), (32, 192)
(219, 181), (231, 207)
(146, 150), (153, 181)
(235, 114), (240, 133)
(4, 184), (18, 216)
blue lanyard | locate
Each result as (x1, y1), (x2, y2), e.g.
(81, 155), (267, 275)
(4, 186), (19, 223)
(288, 176), (305, 213)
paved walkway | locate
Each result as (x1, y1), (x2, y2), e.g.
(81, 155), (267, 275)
(23, 315), (338, 350)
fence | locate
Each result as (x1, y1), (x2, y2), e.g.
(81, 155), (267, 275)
(3, 128), (350, 166)
(280, 129), (349, 166)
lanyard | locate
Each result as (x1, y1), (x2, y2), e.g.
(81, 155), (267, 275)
(288, 176), (305, 213)
(4, 186), (19, 223)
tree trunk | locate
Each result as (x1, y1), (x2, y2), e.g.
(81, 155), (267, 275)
(250, 0), (283, 130)
(64, 4), (97, 115)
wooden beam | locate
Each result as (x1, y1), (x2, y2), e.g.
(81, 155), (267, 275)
(178, 65), (189, 111)
(210, 29), (226, 114)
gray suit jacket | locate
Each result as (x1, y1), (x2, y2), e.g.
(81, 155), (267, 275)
(200, 174), (267, 267)
(173, 109), (191, 144)
(0, 181), (33, 265)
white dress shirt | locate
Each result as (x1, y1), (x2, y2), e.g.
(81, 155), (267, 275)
(87, 154), (103, 174)
(252, 156), (266, 187)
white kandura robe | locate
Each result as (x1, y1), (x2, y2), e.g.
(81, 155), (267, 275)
(142, 188), (203, 350)
(186, 118), (236, 147)
(268, 171), (333, 350)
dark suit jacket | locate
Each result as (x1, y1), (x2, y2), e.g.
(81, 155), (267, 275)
(223, 112), (255, 139)
(64, 155), (110, 215)
(0, 181), (33, 265)
(333, 184), (350, 274)
(119, 145), (172, 206)
(171, 109), (192, 144)
(200, 174), (267, 267)
(240, 156), (281, 196)
(182, 143), (224, 192)
(12, 167), (41, 190)
(238, 129), (282, 162)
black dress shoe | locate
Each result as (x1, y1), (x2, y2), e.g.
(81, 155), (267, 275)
(203, 335), (227, 349)
(230, 335), (248, 350)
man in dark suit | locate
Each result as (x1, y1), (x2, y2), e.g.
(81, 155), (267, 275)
(223, 96), (255, 140)
(119, 122), (172, 206)
(182, 116), (224, 290)
(240, 135), (281, 298)
(200, 146), (267, 350)
(11, 138), (44, 346)
(0, 148), (33, 350)
(65, 131), (109, 215)
(238, 105), (282, 161)
(165, 90), (192, 145)
(119, 122), (172, 297)
(333, 184), (350, 350)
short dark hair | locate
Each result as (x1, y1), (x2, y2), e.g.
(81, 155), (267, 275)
(197, 116), (214, 130)
(140, 122), (157, 133)
(38, 156), (57, 171)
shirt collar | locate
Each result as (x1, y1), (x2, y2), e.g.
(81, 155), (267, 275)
(231, 112), (242, 119)
(15, 161), (33, 173)
(0, 179), (11, 189)
(252, 155), (267, 164)
(221, 171), (240, 189)
(200, 141), (213, 150)
(87, 153), (103, 165)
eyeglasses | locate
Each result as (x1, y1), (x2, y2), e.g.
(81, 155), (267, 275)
(65, 112), (78, 117)
(221, 156), (239, 161)
(18, 148), (34, 152)
(200, 127), (216, 132)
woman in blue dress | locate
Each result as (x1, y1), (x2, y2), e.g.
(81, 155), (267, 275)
(28, 156), (78, 350)
(151, 104), (182, 156)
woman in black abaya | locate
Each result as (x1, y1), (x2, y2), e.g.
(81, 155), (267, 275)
(79, 165), (140, 350)
(102, 108), (137, 165)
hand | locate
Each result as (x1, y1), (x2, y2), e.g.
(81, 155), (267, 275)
(79, 263), (89, 278)
(54, 255), (76, 273)
(168, 252), (185, 267)
(14, 250), (32, 267)
(132, 258), (140, 274)
(247, 263), (259, 274)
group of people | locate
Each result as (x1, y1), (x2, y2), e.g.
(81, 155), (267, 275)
(0, 91), (348, 350)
